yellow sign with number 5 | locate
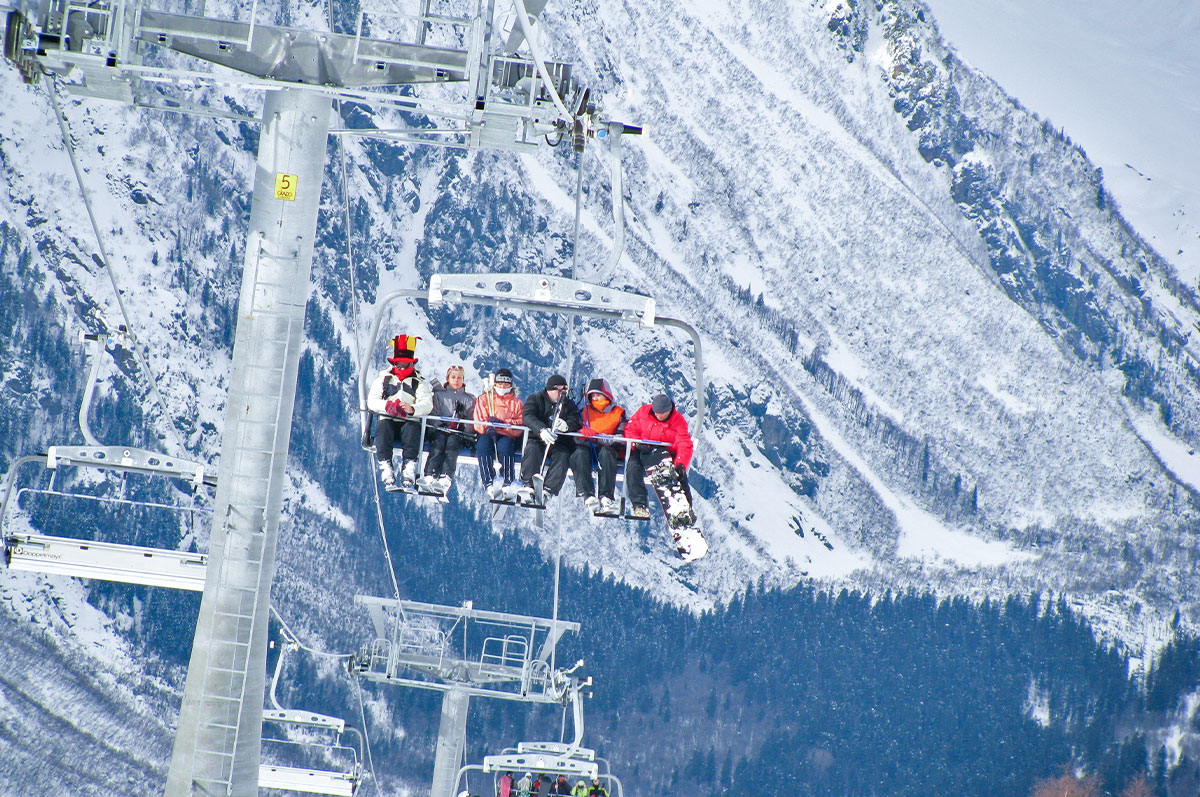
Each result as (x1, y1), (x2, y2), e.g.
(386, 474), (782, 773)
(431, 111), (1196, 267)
(274, 173), (298, 201)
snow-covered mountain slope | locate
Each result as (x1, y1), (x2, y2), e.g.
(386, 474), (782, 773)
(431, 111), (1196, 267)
(922, 0), (1200, 286)
(2, 0), (1200, 787)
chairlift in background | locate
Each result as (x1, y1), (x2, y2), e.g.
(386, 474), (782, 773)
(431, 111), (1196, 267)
(451, 672), (624, 797)
(1, 328), (215, 590)
(259, 633), (367, 796)
(349, 596), (597, 797)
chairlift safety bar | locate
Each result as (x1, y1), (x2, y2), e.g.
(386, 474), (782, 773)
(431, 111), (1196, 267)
(46, 445), (215, 487)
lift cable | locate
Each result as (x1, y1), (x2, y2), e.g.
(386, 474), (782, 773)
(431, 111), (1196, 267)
(354, 676), (382, 796)
(321, 0), (401, 605)
(45, 79), (188, 458)
(549, 144), (589, 674)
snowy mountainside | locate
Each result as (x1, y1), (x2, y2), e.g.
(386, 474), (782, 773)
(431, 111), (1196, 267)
(1, 0), (1200, 790)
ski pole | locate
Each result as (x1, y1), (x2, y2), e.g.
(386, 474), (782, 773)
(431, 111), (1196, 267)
(537, 395), (565, 480)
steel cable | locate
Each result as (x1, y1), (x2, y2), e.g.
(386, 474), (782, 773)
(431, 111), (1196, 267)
(46, 80), (188, 457)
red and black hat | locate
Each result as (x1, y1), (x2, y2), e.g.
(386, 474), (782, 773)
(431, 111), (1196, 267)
(387, 334), (420, 364)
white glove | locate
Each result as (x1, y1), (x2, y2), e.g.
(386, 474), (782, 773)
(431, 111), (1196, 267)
(553, 418), (568, 433)
(539, 428), (557, 446)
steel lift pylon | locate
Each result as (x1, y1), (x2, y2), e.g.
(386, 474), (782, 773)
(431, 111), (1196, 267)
(1, 0), (632, 792)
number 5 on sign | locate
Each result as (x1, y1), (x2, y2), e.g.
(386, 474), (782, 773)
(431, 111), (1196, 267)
(274, 173), (298, 201)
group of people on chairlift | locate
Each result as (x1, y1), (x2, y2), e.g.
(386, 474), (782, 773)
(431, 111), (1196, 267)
(367, 334), (693, 518)
(487, 771), (609, 797)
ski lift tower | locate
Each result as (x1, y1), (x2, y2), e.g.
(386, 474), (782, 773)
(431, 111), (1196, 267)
(2, 0), (631, 793)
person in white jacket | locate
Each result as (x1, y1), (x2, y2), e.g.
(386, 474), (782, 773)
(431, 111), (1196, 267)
(367, 334), (433, 489)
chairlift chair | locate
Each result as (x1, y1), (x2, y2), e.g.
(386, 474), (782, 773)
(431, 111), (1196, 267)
(258, 638), (367, 796)
(358, 273), (705, 511)
(1, 331), (217, 591)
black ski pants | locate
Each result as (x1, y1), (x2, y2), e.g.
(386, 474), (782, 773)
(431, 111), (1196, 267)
(423, 428), (464, 477)
(626, 445), (691, 507)
(375, 417), (422, 464)
(476, 431), (518, 486)
(570, 443), (620, 499)
(520, 436), (575, 496)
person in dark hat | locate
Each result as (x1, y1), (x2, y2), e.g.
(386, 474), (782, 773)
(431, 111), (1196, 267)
(515, 374), (581, 504)
(472, 368), (524, 499)
(366, 334), (433, 489)
(621, 393), (693, 519)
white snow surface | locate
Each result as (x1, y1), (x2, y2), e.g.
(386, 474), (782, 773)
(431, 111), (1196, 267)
(921, 0), (1200, 285)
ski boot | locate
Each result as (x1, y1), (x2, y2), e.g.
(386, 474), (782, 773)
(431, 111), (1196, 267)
(400, 459), (418, 491)
(378, 459), (397, 490)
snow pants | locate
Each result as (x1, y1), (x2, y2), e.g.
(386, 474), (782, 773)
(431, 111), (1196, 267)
(626, 445), (691, 508)
(520, 436), (575, 496)
(423, 428), (464, 477)
(570, 443), (620, 499)
(374, 417), (422, 464)
(476, 431), (518, 486)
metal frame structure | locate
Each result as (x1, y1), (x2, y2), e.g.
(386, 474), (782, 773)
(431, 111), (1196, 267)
(3, 0), (609, 152)
(258, 640), (366, 796)
(349, 597), (586, 796)
(0, 330), (216, 592)
(357, 272), (707, 446)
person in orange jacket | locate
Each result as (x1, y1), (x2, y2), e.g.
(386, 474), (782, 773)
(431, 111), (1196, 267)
(570, 378), (627, 515)
(472, 368), (524, 499)
(621, 393), (693, 519)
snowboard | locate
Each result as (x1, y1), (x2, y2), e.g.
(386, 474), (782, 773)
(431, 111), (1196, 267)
(646, 460), (708, 563)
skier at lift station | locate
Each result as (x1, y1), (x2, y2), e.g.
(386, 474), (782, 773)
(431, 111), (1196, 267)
(367, 334), (434, 489)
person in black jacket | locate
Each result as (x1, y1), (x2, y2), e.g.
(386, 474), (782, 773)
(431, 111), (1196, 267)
(515, 374), (581, 504)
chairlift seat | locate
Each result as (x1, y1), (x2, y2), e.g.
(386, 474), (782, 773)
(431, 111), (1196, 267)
(257, 764), (358, 797)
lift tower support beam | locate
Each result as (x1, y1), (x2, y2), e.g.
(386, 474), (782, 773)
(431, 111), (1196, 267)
(166, 88), (331, 796)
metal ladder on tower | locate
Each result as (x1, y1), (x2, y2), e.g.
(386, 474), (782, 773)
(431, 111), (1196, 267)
(185, 237), (306, 793)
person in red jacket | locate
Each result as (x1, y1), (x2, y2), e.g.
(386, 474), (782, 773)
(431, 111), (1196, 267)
(622, 393), (693, 519)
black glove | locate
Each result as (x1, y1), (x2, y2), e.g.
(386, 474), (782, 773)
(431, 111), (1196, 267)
(675, 464), (687, 478)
